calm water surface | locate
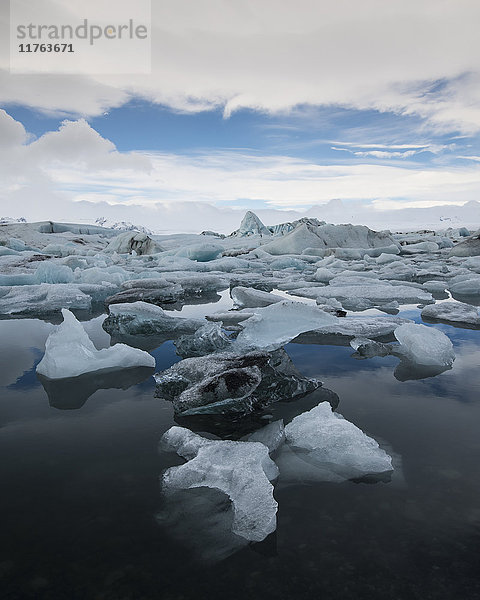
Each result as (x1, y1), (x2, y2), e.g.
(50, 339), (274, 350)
(1, 300), (480, 600)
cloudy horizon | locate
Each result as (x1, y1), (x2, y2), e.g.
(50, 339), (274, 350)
(1, 0), (480, 232)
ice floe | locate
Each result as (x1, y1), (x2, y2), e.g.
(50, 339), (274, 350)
(160, 426), (278, 542)
(276, 402), (393, 483)
(421, 301), (480, 326)
(154, 348), (321, 416)
(37, 308), (155, 379)
(393, 323), (455, 368)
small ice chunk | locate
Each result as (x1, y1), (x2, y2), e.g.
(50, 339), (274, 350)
(103, 301), (205, 337)
(350, 337), (392, 358)
(281, 402), (393, 481)
(235, 300), (336, 351)
(246, 420), (285, 453)
(401, 241), (439, 254)
(421, 301), (480, 326)
(160, 426), (278, 542)
(37, 309), (155, 379)
(174, 322), (232, 358)
(105, 231), (159, 255)
(176, 243), (224, 262)
(231, 286), (284, 309)
(313, 267), (334, 283)
(394, 323), (455, 367)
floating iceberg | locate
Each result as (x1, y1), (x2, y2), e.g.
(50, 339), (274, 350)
(0, 283), (92, 316)
(160, 426), (278, 542)
(394, 323), (455, 367)
(448, 231), (480, 257)
(350, 337), (392, 358)
(245, 420), (285, 453)
(262, 223), (395, 256)
(290, 283), (432, 309)
(37, 309), (155, 379)
(102, 301), (204, 337)
(235, 300), (336, 351)
(278, 402), (393, 482)
(174, 322), (232, 358)
(296, 315), (412, 343)
(105, 231), (159, 255)
(231, 286), (284, 309)
(175, 243), (224, 262)
(421, 301), (480, 326)
(155, 349), (321, 416)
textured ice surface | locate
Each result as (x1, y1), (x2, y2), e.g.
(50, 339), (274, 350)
(175, 243), (224, 262)
(400, 241), (439, 254)
(231, 286), (284, 309)
(0, 283), (92, 315)
(262, 223), (395, 256)
(174, 322), (232, 358)
(296, 316), (412, 343)
(350, 337), (392, 358)
(155, 349), (321, 416)
(421, 301), (480, 326)
(230, 210), (271, 237)
(235, 300), (336, 351)
(245, 420), (285, 453)
(448, 231), (480, 257)
(103, 301), (204, 337)
(290, 283), (432, 309)
(105, 231), (158, 255)
(313, 267), (334, 283)
(160, 426), (278, 542)
(394, 323), (455, 367)
(449, 277), (480, 297)
(36, 309), (154, 379)
(278, 402), (393, 482)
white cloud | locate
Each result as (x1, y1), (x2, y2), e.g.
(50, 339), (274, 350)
(1, 110), (480, 231)
(1, 1), (480, 132)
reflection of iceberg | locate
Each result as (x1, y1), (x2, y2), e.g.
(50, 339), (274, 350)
(393, 360), (452, 382)
(156, 487), (249, 563)
(37, 365), (154, 409)
(276, 402), (393, 484)
(160, 427), (278, 542)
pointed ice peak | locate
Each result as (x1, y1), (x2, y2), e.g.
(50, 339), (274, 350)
(230, 211), (271, 237)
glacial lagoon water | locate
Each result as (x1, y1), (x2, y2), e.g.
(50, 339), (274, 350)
(1, 299), (480, 600)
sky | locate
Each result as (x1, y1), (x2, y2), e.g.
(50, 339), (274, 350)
(1, 0), (480, 233)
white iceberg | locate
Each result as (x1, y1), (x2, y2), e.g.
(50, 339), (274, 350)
(105, 231), (159, 255)
(37, 308), (155, 379)
(231, 286), (284, 308)
(235, 300), (336, 351)
(262, 223), (395, 256)
(160, 426), (278, 542)
(394, 323), (455, 367)
(0, 283), (92, 315)
(230, 211), (271, 237)
(290, 282), (432, 309)
(278, 402), (393, 482)
(421, 301), (480, 326)
(103, 301), (204, 337)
